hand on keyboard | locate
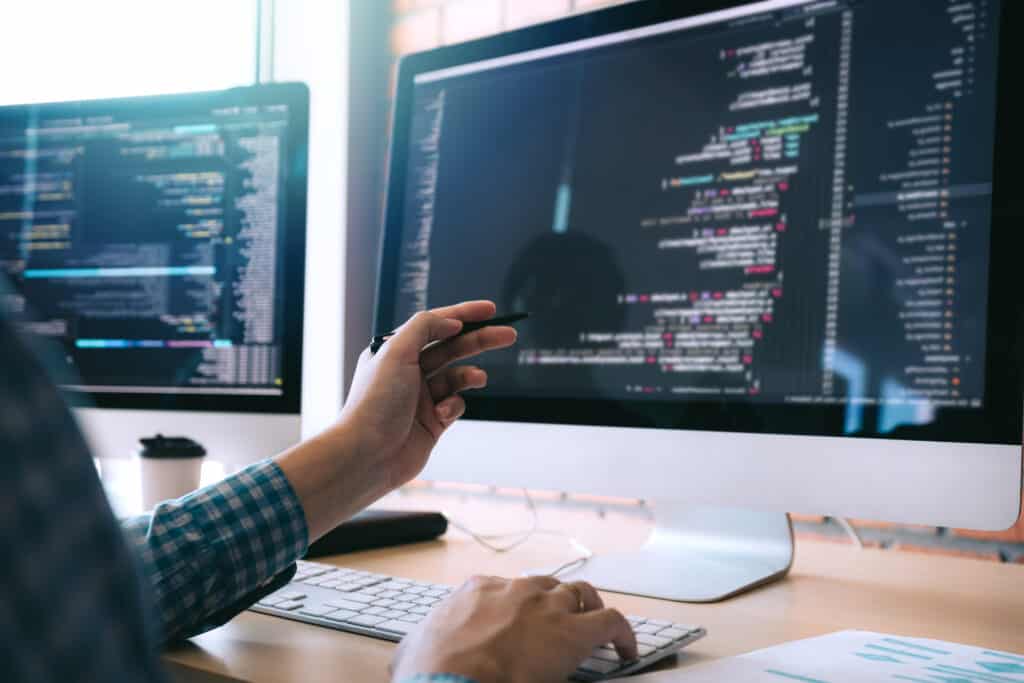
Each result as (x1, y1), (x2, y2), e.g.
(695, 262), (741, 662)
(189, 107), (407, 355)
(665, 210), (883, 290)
(253, 562), (705, 680)
(390, 575), (638, 683)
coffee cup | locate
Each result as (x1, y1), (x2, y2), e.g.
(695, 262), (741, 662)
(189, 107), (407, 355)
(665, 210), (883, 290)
(137, 434), (206, 509)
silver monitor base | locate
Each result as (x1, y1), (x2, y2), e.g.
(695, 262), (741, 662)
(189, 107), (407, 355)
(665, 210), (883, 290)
(549, 504), (794, 603)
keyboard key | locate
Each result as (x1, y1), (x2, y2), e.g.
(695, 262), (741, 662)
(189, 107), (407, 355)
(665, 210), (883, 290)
(257, 597), (284, 607)
(578, 658), (620, 674)
(424, 589), (446, 598)
(279, 592), (306, 601)
(590, 649), (622, 663)
(636, 633), (672, 648)
(637, 644), (656, 657)
(324, 599), (367, 612)
(380, 581), (410, 591)
(634, 623), (663, 635)
(410, 606), (431, 615)
(364, 607), (387, 616)
(346, 614), (388, 628)
(392, 602), (417, 612)
(378, 590), (401, 599)
(660, 627), (689, 640)
(646, 619), (671, 627)
(378, 618), (413, 634)
(399, 614), (423, 623)
(345, 593), (377, 604)
(336, 582), (362, 592)
(372, 599), (396, 608)
(324, 609), (358, 622)
(299, 605), (337, 617)
(627, 616), (646, 626)
(378, 620), (414, 635)
(299, 566), (330, 577)
(380, 610), (406, 619)
(275, 600), (303, 611)
(361, 587), (385, 595)
(404, 586), (428, 595)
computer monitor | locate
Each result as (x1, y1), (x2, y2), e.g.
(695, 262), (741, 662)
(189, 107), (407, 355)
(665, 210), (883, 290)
(376, 0), (1023, 601)
(0, 83), (309, 465)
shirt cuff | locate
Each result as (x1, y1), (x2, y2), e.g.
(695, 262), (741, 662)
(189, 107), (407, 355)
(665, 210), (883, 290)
(124, 458), (309, 642)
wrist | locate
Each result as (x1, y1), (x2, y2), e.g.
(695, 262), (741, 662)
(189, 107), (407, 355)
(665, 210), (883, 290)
(415, 654), (502, 683)
(396, 675), (480, 683)
(275, 421), (390, 540)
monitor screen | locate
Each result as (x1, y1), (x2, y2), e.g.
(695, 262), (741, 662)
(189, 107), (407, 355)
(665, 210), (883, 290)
(379, 0), (1020, 442)
(0, 84), (308, 412)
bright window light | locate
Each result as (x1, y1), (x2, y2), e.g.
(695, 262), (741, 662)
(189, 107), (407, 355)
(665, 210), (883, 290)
(0, 0), (257, 106)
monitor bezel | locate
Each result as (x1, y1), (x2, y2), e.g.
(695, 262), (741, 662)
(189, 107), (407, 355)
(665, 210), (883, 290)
(377, 0), (1023, 445)
(0, 83), (309, 415)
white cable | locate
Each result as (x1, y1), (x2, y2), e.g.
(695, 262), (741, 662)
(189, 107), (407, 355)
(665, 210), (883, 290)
(446, 488), (540, 552)
(546, 538), (594, 578)
(835, 516), (864, 549)
(447, 489), (595, 575)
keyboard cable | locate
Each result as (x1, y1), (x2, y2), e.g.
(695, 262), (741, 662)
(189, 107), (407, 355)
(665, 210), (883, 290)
(446, 488), (594, 577)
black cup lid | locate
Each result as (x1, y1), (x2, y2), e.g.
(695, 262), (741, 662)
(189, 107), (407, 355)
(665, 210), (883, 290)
(138, 434), (206, 459)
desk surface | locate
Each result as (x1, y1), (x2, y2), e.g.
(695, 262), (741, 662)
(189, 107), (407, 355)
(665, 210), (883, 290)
(164, 491), (1024, 682)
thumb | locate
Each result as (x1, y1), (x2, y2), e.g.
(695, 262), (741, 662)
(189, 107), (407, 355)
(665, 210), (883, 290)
(388, 311), (463, 361)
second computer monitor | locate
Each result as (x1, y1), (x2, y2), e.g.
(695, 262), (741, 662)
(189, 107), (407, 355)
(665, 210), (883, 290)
(0, 83), (309, 462)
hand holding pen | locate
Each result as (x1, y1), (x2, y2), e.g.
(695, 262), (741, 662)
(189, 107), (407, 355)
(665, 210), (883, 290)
(338, 302), (522, 494)
(371, 312), (529, 355)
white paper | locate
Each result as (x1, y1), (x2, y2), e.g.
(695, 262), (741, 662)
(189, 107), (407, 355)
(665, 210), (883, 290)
(631, 630), (1024, 682)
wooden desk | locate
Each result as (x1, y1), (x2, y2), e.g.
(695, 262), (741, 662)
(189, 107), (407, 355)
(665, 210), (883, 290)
(163, 492), (1024, 682)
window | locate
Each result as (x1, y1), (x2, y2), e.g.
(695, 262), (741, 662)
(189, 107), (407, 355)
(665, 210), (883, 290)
(0, 0), (257, 106)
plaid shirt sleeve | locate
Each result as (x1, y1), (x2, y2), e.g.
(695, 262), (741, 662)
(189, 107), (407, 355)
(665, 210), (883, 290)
(121, 459), (309, 643)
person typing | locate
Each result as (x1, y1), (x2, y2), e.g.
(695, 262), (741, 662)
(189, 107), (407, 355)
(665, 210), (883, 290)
(0, 299), (637, 683)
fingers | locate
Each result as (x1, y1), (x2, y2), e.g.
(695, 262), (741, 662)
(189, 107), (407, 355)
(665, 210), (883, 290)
(427, 366), (488, 402)
(420, 326), (517, 377)
(521, 575), (561, 591)
(460, 575), (505, 593)
(386, 311), (463, 363)
(428, 300), (496, 322)
(552, 581), (604, 614)
(435, 394), (466, 425)
(578, 608), (638, 662)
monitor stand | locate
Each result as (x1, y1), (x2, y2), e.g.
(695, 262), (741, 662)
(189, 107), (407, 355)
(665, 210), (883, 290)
(550, 504), (794, 603)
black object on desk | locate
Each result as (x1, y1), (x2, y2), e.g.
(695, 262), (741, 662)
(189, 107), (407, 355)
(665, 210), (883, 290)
(139, 434), (206, 459)
(304, 510), (449, 558)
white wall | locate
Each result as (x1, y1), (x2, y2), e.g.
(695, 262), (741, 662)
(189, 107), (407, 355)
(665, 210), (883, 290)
(272, 1), (350, 438)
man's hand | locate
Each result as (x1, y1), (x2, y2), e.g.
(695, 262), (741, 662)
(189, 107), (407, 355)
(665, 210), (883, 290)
(391, 576), (638, 683)
(341, 300), (516, 490)
(277, 301), (516, 540)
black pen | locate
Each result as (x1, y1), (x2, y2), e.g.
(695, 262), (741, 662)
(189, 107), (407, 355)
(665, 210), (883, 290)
(370, 312), (529, 355)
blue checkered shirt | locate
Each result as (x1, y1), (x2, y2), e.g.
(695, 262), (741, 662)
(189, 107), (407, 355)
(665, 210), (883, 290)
(0, 315), (481, 683)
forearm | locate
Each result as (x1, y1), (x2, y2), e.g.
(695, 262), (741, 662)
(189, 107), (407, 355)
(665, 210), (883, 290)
(275, 423), (393, 541)
(120, 421), (398, 642)
(122, 460), (308, 643)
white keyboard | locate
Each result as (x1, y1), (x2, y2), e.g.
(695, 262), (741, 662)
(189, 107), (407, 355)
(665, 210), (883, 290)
(250, 560), (705, 681)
